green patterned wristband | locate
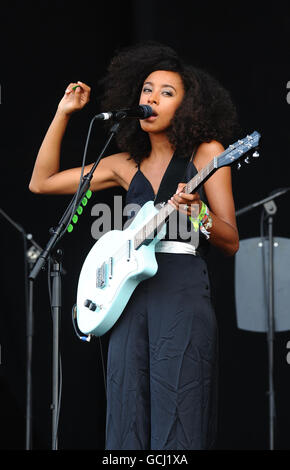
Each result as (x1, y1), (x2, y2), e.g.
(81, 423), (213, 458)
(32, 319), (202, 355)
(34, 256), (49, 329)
(189, 215), (199, 232)
(198, 201), (207, 222)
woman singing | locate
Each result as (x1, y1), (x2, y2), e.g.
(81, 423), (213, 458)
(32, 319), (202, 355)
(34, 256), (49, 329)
(29, 42), (239, 450)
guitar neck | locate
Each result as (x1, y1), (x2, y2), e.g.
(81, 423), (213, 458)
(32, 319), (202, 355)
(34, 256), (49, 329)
(133, 156), (218, 249)
(184, 157), (217, 194)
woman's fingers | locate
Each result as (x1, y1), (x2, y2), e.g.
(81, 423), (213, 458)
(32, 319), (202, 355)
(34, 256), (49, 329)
(168, 190), (201, 215)
(175, 182), (186, 195)
(59, 81), (91, 115)
(65, 81), (89, 92)
(171, 191), (200, 205)
(76, 81), (91, 92)
(65, 82), (78, 94)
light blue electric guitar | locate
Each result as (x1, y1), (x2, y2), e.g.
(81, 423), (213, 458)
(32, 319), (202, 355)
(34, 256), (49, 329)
(76, 131), (261, 337)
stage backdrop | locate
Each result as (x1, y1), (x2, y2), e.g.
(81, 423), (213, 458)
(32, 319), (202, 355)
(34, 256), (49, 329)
(0, 1), (289, 450)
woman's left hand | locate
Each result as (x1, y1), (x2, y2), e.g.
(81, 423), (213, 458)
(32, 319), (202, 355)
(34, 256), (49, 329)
(168, 182), (202, 216)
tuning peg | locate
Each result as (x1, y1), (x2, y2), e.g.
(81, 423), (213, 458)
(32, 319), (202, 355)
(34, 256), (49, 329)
(244, 156), (250, 164)
(237, 162), (241, 170)
(252, 151), (260, 158)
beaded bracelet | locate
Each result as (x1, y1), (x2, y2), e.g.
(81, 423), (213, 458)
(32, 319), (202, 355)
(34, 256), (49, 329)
(200, 203), (212, 239)
(189, 201), (212, 239)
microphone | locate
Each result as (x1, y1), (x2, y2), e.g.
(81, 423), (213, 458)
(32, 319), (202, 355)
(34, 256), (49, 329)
(94, 105), (153, 121)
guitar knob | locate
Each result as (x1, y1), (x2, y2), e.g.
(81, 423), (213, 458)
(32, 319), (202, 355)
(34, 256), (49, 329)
(84, 299), (92, 308)
(252, 151), (260, 158)
(88, 302), (97, 311)
(244, 156), (250, 164)
(84, 299), (98, 311)
(237, 163), (241, 170)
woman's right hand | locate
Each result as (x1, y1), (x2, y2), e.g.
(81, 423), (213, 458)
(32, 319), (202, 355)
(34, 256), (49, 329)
(57, 81), (91, 116)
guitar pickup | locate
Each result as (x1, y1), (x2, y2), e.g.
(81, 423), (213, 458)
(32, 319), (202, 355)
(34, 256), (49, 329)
(96, 257), (113, 288)
(96, 262), (107, 289)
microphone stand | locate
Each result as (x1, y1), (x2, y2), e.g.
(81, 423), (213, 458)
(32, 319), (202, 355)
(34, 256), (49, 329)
(29, 119), (120, 450)
(235, 188), (289, 217)
(0, 207), (42, 450)
(235, 187), (290, 450)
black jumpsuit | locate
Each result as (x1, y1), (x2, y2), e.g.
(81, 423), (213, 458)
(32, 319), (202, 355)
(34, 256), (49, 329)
(105, 154), (218, 450)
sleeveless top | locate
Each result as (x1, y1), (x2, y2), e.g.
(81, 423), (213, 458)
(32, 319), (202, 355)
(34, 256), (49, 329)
(125, 151), (210, 258)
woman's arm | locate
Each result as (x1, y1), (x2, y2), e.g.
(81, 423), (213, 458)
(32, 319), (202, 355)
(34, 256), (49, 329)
(29, 81), (119, 194)
(170, 141), (239, 257)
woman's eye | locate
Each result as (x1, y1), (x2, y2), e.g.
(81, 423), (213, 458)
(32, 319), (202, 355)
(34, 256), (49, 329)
(162, 90), (173, 96)
(143, 87), (152, 93)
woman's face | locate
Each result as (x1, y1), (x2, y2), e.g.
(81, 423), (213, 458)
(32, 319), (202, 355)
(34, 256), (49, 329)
(139, 70), (185, 134)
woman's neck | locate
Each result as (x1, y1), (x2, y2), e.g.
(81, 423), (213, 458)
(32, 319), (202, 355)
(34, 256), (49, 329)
(148, 132), (174, 162)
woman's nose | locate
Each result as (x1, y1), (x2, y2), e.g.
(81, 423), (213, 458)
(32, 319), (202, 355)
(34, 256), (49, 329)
(148, 93), (158, 105)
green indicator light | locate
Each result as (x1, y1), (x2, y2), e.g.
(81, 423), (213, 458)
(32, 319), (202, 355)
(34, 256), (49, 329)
(82, 197), (88, 206)
(72, 214), (78, 224)
(67, 224), (73, 233)
(86, 189), (92, 199)
(77, 206), (83, 215)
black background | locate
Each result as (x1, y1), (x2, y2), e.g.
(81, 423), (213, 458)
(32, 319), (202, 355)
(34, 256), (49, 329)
(0, 1), (290, 450)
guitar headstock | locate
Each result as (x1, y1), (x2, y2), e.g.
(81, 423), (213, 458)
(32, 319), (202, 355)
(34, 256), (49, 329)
(217, 131), (261, 170)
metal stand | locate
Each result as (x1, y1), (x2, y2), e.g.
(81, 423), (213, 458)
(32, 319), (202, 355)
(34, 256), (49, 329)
(29, 119), (120, 449)
(50, 252), (62, 450)
(264, 201), (276, 451)
(235, 188), (290, 450)
(0, 207), (42, 450)
(26, 276), (34, 450)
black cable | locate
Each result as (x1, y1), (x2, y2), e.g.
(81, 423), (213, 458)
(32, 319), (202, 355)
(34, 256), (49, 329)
(71, 306), (107, 400)
(22, 233), (29, 329)
(98, 337), (107, 399)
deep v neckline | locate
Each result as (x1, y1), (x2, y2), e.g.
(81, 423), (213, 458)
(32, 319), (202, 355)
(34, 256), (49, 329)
(138, 152), (175, 202)
(126, 150), (191, 208)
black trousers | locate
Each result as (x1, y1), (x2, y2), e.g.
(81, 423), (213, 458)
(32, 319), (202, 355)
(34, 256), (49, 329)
(105, 253), (218, 450)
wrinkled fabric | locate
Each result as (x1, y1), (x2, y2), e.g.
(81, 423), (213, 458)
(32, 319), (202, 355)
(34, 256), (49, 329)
(106, 253), (218, 450)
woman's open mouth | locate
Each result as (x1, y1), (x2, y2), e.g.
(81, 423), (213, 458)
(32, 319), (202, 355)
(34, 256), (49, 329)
(146, 110), (158, 121)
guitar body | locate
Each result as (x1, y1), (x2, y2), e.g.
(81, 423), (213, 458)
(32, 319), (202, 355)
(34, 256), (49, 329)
(76, 200), (166, 336)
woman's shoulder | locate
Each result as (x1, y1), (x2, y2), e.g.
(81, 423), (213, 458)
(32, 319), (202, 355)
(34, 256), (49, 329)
(193, 140), (225, 172)
(105, 151), (131, 163)
(103, 151), (135, 171)
(104, 151), (138, 189)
